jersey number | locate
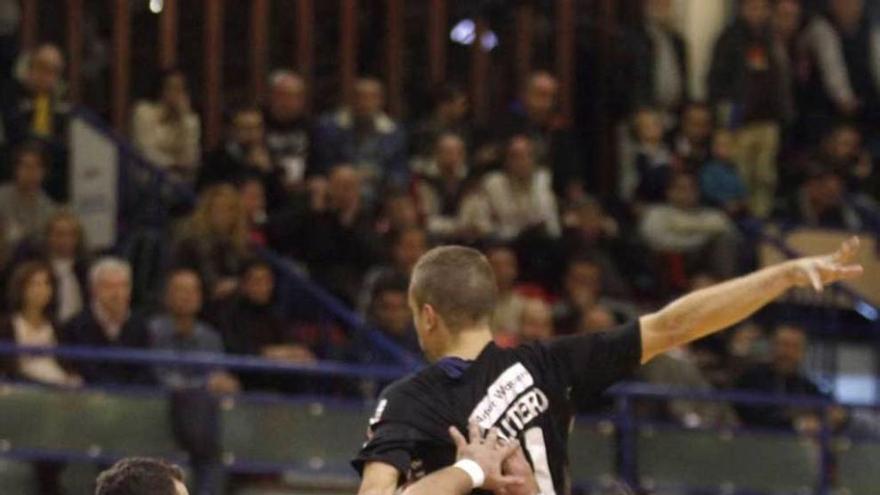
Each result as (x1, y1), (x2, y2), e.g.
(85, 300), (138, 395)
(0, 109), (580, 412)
(524, 427), (556, 495)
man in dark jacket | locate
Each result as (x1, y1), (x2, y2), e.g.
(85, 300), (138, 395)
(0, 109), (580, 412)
(62, 257), (152, 385)
(708, 0), (791, 218)
(735, 325), (829, 430)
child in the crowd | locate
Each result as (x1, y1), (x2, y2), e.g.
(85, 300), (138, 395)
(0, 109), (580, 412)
(699, 129), (749, 216)
(632, 108), (677, 204)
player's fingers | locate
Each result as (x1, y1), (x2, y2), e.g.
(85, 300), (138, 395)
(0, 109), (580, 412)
(485, 427), (500, 447)
(805, 263), (823, 292)
(834, 236), (860, 264)
(500, 439), (520, 459)
(468, 421), (481, 444)
(449, 426), (467, 450)
(495, 475), (525, 488)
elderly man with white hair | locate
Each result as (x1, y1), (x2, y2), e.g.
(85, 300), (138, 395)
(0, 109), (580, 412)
(61, 257), (152, 385)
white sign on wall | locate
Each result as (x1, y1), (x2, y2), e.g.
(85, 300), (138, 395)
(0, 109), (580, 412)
(69, 117), (119, 251)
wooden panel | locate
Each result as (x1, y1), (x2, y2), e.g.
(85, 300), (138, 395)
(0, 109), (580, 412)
(385, 0), (404, 117)
(20, 0), (38, 51)
(65, 0), (84, 102)
(296, 0), (315, 82)
(514, 3), (534, 91)
(427, 0), (447, 86)
(250, 0), (270, 103)
(111, 0), (131, 132)
(555, 0), (575, 124)
(470, 18), (490, 124)
(203, 0), (224, 149)
(339, 0), (359, 106)
(158, 0), (178, 69)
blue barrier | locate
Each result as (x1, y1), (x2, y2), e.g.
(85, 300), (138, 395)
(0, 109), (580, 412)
(0, 344), (878, 494)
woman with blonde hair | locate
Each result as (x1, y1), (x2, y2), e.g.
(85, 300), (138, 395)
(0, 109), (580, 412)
(172, 184), (251, 300)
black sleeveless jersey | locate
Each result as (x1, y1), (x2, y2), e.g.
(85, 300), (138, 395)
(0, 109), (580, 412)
(353, 321), (641, 495)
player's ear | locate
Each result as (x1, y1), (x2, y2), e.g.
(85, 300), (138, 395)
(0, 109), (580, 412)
(422, 303), (438, 330)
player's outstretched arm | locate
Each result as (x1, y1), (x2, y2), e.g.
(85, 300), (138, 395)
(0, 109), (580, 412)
(639, 237), (864, 363)
(357, 462), (400, 495)
(402, 423), (527, 495)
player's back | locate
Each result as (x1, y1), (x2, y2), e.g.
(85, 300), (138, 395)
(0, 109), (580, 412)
(354, 321), (641, 495)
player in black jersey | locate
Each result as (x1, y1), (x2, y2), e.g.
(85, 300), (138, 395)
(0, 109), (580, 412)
(354, 239), (863, 495)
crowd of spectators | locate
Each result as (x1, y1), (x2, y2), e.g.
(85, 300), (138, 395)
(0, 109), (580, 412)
(0, 1), (879, 491)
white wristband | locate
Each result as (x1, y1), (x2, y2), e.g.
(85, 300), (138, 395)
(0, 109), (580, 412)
(453, 459), (485, 488)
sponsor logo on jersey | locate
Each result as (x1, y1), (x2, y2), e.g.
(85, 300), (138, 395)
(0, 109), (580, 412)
(468, 362), (549, 438)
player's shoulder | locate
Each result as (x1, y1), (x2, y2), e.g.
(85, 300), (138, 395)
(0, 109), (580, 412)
(379, 364), (449, 402)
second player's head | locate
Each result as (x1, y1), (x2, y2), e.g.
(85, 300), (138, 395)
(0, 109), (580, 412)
(409, 246), (497, 361)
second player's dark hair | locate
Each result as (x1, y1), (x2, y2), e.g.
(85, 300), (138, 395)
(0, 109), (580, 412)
(95, 457), (184, 495)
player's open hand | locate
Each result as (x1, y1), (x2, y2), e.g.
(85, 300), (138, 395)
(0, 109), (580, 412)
(788, 236), (863, 292)
(498, 443), (540, 495)
(449, 422), (524, 492)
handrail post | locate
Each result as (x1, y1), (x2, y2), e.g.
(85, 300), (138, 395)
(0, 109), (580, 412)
(614, 394), (639, 490)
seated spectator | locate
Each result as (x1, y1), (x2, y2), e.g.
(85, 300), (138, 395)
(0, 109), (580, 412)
(560, 196), (631, 298)
(210, 260), (313, 362)
(485, 243), (528, 338)
(777, 164), (864, 229)
(0, 260), (78, 495)
(275, 164), (380, 306)
(636, 346), (739, 428)
(735, 325), (829, 431)
(630, 107), (676, 203)
(816, 122), (876, 197)
(0, 142), (57, 249)
(699, 129), (750, 216)
(19, 209), (89, 324)
(264, 70), (315, 190)
(477, 135), (561, 241)
(552, 256), (638, 335)
(367, 273), (420, 356)
(801, 0), (880, 136)
(149, 267), (240, 392)
(500, 72), (579, 199)
(375, 189), (421, 236)
(3, 44), (69, 200)
(414, 133), (476, 241)
(673, 102), (715, 171)
(197, 106), (286, 211)
(315, 78), (407, 204)
(131, 68), (201, 181)
(62, 257), (151, 385)
(518, 298), (554, 344)
(358, 227), (427, 314)
(708, 0), (790, 218)
(577, 304), (617, 334)
(172, 184), (252, 301)
(149, 268), (238, 495)
(237, 175), (269, 247)
(2, 43), (68, 146)
(0, 261), (81, 386)
(640, 172), (740, 278)
(409, 84), (473, 169)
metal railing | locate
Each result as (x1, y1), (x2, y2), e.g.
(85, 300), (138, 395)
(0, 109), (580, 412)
(0, 344), (877, 494)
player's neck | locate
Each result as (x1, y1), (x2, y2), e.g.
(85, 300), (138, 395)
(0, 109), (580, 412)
(441, 326), (494, 361)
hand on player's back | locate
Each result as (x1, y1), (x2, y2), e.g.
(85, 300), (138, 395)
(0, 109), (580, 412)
(498, 443), (540, 495)
(449, 423), (524, 493)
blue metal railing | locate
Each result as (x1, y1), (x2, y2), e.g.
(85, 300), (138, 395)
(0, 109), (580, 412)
(0, 343), (877, 494)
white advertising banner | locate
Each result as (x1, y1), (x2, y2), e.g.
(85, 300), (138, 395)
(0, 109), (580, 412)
(69, 117), (119, 250)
